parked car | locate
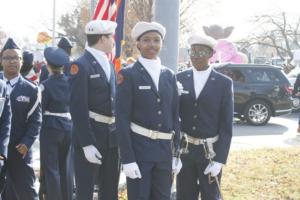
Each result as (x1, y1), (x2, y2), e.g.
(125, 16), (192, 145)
(214, 63), (293, 125)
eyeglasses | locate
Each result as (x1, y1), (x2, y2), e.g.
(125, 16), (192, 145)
(2, 56), (22, 62)
(189, 49), (211, 58)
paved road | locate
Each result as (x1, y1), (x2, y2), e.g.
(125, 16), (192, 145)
(231, 112), (300, 150)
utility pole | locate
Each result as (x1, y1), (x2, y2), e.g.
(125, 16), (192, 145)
(52, 0), (56, 46)
(154, 0), (180, 72)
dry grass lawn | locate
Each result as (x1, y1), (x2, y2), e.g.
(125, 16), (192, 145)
(222, 147), (300, 200)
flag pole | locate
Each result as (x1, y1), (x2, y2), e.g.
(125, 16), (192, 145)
(52, 0), (56, 46)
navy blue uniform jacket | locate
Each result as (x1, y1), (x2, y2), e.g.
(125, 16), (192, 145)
(116, 61), (180, 164)
(5, 76), (42, 150)
(69, 51), (117, 148)
(41, 74), (72, 131)
(177, 68), (233, 164)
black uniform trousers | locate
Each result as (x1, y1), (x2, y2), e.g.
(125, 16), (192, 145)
(176, 155), (222, 200)
(127, 160), (172, 200)
(4, 147), (38, 200)
(40, 127), (72, 200)
(74, 144), (120, 200)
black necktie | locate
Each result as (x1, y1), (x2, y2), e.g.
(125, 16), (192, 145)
(6, 81), (15, 88)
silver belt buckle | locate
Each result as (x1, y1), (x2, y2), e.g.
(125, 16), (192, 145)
(149, 130), (159, 139)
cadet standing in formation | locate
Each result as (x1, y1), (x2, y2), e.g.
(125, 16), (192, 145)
(116, 21), (182, 200)
(69, 20), (120, 200)
(0, 38), (42, 200)
(176, 35), (233, 200)
(39, 47), (73, 200)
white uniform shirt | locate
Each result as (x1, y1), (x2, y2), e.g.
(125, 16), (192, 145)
(86, 46), (111, 81)
(139, 56), (162, 91)
(3, 75), (20, 95)
(192, 66), (212, 98)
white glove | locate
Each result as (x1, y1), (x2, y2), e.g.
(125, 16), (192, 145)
(204, 161), (223, 177)
(177, 81), (184, 96)
(123, 162), (142, 179)
(172, 157), (183, 175)
(82, 145), (102, 165)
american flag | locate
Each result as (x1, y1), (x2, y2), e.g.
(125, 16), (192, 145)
(93, 0), (125, 72)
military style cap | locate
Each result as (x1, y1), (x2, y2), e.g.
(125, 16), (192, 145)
(188, 35), (216, 50)
(85, 20), (117, 35)
(131, 21), (166, 41)
(22, 51), (34, 66)
(44, 47), (69, 68)
(57, 37), (73, 49)
(1, 38), (20, 52)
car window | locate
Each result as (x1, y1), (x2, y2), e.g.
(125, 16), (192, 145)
(218, 68), (246, 83)
(246, 68), (281, 83)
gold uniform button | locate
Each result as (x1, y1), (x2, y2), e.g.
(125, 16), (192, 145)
(158, 123), (162, 127)
(193, 115), (197, 119)
(192, 126), (196, 130)
(157, 98), (161, 103)
(158, 110), (162, 115)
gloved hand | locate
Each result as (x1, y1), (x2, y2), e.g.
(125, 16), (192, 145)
(204, 161), (223, 177)
(123, 162), (142, 179)
(82, 145), (102, 165)
(177, 81), (184, 96)
(172, 157), (183, 175)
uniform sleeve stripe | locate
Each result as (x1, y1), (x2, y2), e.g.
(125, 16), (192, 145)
(27, 87), (41, 119)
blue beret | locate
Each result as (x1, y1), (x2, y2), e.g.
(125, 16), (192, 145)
(44, 47), (69, 68)
(1, 38), (20, 52)
(22, 51), (34, 66)
(57, 37), (73, 49)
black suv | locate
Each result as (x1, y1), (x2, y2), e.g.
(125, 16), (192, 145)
(215, 64), (293, 125)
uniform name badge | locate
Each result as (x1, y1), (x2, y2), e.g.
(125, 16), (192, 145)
(139, 85), (151, 90)
(90, 74), (100, 79)
(0, 97), (5, 116)
(181, 90), (189, 94)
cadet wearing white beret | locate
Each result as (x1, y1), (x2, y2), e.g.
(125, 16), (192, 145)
(176, 34), (233, 200)
(116, 21), (182, 200)
(69, 19), (119, 200)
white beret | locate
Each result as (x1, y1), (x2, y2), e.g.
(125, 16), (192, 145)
(85, 20), (117, 35)
(188, 35), (216, 49)
(131, 21), (166, 40)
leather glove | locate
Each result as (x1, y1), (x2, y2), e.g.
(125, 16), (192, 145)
(177, 81), (184, 96)
(82, 145), (102, 165)
(123, 162), (142, 179)
(172, 157), (183, 175)
(204, 161), (223, 177)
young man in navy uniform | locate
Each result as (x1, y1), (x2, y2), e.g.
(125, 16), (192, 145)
(69, 20), (119, 200)
(39, 47), (73, 200)
(116, 21), (182, 200)
(0, 79), (11, 195)
(176, 35), (233, 200)
(0, 38), (42, 200)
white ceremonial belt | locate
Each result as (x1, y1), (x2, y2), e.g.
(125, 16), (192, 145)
(130, 122), (173, 140)
(185, 134), (219, 146)
(89, 111), (115, 124)
(44, 111), (71, 120)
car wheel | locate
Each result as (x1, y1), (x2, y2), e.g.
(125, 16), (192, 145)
(244, 100), (271, 126)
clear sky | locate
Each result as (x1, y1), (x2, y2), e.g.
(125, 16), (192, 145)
(0, 0), (299, 43)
